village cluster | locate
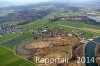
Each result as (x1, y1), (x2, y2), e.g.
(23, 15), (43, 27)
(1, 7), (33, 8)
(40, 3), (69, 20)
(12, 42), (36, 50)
(0, 24), (23, 37)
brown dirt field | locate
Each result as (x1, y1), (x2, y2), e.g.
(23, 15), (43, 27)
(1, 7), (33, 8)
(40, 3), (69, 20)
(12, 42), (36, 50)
(83, 28), (100, 33)
(25, 41), (51, 49)
(24, 36), (80, 66)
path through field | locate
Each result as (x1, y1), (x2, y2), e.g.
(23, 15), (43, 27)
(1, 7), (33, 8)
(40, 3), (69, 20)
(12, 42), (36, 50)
(58, 24), (100, 33)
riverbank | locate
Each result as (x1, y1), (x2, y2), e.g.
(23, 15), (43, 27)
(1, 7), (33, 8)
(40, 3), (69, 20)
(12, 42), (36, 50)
(85, 38), (100, 66)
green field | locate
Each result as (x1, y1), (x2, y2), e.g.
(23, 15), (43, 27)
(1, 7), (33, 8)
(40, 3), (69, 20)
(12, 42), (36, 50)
(0, 46), (36, 66)
(0, 32), (20, 43)
(0, 10), (15, 16)
(0, 10), (100, 49)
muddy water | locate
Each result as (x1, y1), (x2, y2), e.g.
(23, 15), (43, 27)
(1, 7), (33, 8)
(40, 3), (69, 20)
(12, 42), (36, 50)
(16, 40), (36, 56)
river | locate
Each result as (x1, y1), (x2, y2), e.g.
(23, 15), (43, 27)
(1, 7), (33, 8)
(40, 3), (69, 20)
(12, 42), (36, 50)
(87, 16), (100, 23)
(85, 38), (100, 66)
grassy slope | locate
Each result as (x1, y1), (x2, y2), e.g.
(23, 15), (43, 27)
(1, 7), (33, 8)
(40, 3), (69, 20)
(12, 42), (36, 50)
(0, 46), (36, 66)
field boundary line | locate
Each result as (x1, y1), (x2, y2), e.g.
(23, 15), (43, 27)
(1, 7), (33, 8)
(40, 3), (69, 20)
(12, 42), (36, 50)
(0, 45), (37, 65)
(58, 24), (100, 33)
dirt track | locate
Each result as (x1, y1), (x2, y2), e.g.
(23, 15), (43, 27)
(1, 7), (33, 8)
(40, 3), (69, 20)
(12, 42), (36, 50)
(58, 24), (100, 33)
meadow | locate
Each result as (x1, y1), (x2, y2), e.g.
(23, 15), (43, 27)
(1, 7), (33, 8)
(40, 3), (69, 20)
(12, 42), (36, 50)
(0, 46), (36, 66)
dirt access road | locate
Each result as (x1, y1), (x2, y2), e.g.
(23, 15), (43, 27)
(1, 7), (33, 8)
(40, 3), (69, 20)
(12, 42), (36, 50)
(58, 24), (100, 33)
